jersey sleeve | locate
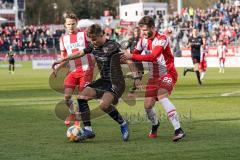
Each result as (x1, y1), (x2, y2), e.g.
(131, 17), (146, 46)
(59, 36), (67, 58)
(132, 46), (163, 62)
(152, 35), (168, 49)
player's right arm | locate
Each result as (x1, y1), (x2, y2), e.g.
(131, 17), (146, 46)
(52, 50), (86, 70)
(52, 43), (93, 70)
(52, 36), (69, 75)
(52, 50), (68, 76)
(52, 34), (92, 70)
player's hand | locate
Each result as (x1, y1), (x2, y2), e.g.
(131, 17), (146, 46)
(134, 78), (143, 90)
(52, 69), (58, 77)
(120, 51), (132, 61)
(52, 61), (61, 77)
(52, 66), (58, 77)
(52, 61), (61, 70)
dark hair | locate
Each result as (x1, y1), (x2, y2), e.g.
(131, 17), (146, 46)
(63, 11), (78, 22)
(138, 16), (155, 28)
(86, 24), (104, 38)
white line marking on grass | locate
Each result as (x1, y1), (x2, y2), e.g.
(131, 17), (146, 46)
(221, 91), (240, 97)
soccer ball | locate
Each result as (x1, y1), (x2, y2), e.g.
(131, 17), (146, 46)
(66, 125), (85, 142)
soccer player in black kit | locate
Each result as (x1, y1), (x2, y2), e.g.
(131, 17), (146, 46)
(52, 24), (130, 141)
(183, 28), (203, 85)
(6, 45), (15, 74)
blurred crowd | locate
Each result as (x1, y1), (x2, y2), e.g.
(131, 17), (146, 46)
(0, 0), (239, 56)
(107, 0), (240, 57)
(166, 0), (240, 56)
(0, 25), (64, 53)
(0, 0), (14, 9)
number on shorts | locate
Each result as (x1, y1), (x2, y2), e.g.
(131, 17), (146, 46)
(163, 77), (172, 84)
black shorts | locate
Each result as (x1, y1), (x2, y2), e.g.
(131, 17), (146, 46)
(87, 78), (125, 105)
(192, 57), (200, 64)
(8, 58), (15, 65)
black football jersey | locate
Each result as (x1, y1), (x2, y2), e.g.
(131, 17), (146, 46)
(188, 36), (203, 57)
(84, 40), (124, 81)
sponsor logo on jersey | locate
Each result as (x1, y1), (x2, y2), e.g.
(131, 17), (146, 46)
(66, 41), (84, 50)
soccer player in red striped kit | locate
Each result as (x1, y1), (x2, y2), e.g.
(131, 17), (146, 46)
(121, 16), (185, 142)
(54, 12), (95, 133)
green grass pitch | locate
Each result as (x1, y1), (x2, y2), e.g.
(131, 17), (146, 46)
(0, 61), (240, 160)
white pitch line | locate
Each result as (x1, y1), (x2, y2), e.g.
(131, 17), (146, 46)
(221, 91), (240, 97)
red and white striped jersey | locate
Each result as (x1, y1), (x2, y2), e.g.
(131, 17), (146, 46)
(217, 45), (227, 59)
(132, 32), (177, 80)
(60, 31), (94, 73)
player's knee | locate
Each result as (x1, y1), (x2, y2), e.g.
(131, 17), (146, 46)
(99, 105), (108, 110)
(144, 104), (153, 109)
(157, 89), (168, 98)
(144, 101), (155, 109)
(99, 100), (111, 110)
